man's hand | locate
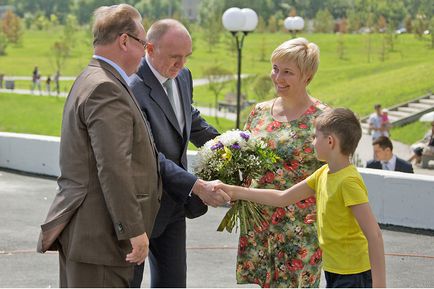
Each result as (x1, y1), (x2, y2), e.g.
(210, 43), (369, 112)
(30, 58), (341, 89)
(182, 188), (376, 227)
(126, 232), (149, 265)
(192, 179), (230, 207)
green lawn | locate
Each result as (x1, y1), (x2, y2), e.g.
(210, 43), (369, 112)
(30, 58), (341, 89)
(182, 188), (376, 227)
(1, 29), (433, 145)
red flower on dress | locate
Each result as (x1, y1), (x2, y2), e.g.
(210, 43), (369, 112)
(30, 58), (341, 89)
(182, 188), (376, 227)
(239, 236), (248, 248)
(304, 213), (316, 224)
(305, 106), (317, 114)
(262, 171), (275, 183)
(286, 259), (303, 271)
(298, 247), (308, 259)
(277, 251), (285, 259)
(271, 212), (282, 225)
(266, 121), (281, 132)
(275, 208), (286, 218)
(304, 147), (313, 153)
(299, 123), (308, 129)
(309, 249), (322, 265)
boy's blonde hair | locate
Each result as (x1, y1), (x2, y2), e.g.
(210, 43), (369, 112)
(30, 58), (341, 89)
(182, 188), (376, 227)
(92, 4), (142, 46)
(270, 37), (319, 83)
(315, 108), (362, 156)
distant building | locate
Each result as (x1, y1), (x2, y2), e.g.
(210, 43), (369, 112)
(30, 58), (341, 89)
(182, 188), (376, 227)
(0, 5), (15, 18)
(182, 0), (201, 21)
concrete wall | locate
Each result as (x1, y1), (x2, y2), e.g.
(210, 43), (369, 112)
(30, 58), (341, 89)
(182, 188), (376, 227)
(1, 132), (433, 230)
(0, 132), (60, 176)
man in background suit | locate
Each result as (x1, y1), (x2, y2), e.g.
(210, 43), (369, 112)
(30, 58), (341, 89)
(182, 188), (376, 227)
(366, 136), (414, 173)
(37, 5), (161, 287)
(129, 19), (224, 287)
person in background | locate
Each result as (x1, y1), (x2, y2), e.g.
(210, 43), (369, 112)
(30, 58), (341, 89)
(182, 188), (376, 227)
(408, 121), (434, 165)
(216, 108), (386, 288)
(46, 76), (51, 95)
(381, 109), (391, 137)
(31, 66), (42, 95)
(366, 136), (414, 173)
(368, 104), (389, 141)
(53, 70), (60, 95)
(228, 37), (328, 287)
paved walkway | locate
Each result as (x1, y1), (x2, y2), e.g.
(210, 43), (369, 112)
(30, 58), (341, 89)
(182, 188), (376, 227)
(0, 169), (434, 287)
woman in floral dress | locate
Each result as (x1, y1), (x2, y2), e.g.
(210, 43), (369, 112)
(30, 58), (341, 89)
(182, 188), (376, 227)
(237, 38), (328, 288)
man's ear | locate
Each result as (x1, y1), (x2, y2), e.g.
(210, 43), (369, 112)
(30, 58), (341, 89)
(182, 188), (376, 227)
(146, 42), (154, 55)
(118, 34), (128, 51)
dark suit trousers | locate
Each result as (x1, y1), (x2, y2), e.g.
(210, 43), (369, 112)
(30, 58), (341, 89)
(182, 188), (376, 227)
(131, 215), (187, 288)
(59, 245), (134, 287)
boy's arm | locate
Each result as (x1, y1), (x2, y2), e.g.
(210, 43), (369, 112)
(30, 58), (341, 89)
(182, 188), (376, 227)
(216, 180), (314, 207)
(351, 203), (386, 288)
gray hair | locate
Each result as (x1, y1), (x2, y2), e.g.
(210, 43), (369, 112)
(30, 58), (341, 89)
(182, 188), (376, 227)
(92, 4), (142, 46)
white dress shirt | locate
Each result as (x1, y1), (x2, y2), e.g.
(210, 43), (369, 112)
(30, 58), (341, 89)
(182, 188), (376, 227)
(381, 154), (397, 171)
(145, 56), (185, 131)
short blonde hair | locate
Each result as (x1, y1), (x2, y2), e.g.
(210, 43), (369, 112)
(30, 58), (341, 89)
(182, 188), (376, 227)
(92, 4), (142, 46)
(271, 37), (320, 81)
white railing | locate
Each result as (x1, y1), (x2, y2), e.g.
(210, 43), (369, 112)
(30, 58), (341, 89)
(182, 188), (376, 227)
(1, 132), (434, 230)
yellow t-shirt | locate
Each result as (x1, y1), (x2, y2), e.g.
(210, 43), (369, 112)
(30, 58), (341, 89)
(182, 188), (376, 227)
(306, 164), (370, 274)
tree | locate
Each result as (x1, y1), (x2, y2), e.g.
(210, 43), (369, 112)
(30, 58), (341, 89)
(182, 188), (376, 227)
(63, 14), (79, 48)
(253, 74), (273, 102)
(0, 32), (8, 55)
(347, 10), (362, 33)
(430, 16), (434, 49)
(50, 41), (70, 77)
(404, 15), (413, 33)
(1, 10), (22, 44)
(314, 9), (334, 33)
(268, 15), (278, 33)
(203, 65), (233, 124)
(199, 0), (223, 52)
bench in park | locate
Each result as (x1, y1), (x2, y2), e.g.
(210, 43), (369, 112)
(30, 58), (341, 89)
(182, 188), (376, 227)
(217, 92), (255, 113)
(421, 153), (434, 169)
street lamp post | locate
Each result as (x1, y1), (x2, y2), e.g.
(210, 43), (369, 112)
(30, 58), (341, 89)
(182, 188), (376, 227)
(284, 16), (304, 38)
(222, 7), (258, 129)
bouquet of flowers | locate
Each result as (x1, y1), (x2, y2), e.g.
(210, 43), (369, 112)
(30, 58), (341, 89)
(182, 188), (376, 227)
(194, 130), (279, 234)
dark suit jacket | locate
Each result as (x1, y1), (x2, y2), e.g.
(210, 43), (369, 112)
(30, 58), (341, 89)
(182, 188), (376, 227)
(366, 156), (414, 173)
(130, 58), (219, 237)
(37, 59), (163, 266)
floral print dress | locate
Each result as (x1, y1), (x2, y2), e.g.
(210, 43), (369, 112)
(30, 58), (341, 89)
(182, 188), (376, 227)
(237, 99), (327, 288)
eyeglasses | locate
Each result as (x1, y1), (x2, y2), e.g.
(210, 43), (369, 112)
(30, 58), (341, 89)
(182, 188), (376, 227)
(120, 33), (147, 48)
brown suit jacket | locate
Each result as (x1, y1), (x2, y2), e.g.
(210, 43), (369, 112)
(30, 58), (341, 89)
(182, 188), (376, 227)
(37, 58), (162, 267)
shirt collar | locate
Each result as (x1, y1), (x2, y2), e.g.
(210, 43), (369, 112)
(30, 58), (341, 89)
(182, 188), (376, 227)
(145, 55), (169, 85)
(381, 154), (396, 168)
(93, 55), (131, 85)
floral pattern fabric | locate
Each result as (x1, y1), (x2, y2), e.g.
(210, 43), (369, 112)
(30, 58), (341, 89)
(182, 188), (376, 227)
(236, 99), (327, 288)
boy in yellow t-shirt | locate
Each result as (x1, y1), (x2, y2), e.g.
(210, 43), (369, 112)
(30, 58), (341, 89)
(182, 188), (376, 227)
(216, 108), (386, 288)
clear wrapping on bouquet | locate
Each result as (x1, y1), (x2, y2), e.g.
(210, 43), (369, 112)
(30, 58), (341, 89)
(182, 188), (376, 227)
(194, 130), (279, 234)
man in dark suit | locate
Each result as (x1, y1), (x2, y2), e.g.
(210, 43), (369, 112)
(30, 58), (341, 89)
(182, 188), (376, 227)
(366, 136), (414, 173)
(37, 5), (161, 287)
(129, 19), (223, 287)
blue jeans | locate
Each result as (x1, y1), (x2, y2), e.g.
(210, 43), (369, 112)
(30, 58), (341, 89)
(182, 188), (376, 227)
(325, 270), (372, 288)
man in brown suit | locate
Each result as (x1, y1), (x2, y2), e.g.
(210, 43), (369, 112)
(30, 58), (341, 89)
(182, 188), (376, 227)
(37, 4), (161, 287)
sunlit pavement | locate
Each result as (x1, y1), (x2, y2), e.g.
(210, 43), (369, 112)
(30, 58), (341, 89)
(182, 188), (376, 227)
(1, 170), (433, 287)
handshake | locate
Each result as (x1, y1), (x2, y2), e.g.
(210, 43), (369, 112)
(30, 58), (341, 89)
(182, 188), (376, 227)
(192, 179), (234, 207)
